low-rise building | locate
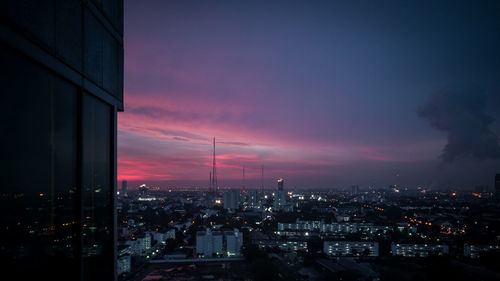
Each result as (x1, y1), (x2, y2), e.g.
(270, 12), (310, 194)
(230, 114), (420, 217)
(278, 220), (392, 235)
(464, 244), (500, 258)
(324, 241), (379, 257)
(117, 255), (131, 275)
(391, 243), (448, 257)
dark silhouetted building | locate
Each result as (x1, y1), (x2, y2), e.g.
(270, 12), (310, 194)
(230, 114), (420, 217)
(277, 177), (284, 191)
(351, 185), (359, 195)
(274, 178), (286, 210)
(496, 174), (500, 200)
(0, 1), (123, 280)
(121, 180), (127, 195)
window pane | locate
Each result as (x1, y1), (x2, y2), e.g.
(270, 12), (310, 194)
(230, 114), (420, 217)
(0, 44), (78, 279)
(82, 93), (113, 280)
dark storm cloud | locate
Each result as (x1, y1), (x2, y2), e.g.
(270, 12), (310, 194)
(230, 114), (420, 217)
(418, 85), (500, 162)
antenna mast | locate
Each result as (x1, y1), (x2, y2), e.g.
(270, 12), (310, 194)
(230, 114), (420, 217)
(242, 165), (245, 190)
(210, 137), (218, 193)
(261, 165), (264, 194)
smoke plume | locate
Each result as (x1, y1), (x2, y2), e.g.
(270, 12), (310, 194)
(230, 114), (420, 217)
(418, 85), (500, 162)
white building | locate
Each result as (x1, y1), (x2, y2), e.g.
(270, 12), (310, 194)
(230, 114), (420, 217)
(224, 228), (243, 256)
(117, 255), (131, 275)
(196, 229), (223, 257)
(391, 243), (448, 257)
(223, 190), (241, 210)
(324, 241), (379, 257)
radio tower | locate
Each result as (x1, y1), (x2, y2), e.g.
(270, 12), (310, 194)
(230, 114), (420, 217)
(261, 165), (264, 193)
(210, 137), (218, 193)
(242, 166), (245, 190)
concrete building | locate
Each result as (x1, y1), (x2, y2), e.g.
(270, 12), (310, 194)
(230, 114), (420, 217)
(223, 190), (241, 210)
(278, 220), (392, 235)
(224, 229), (243, 256)
(117, 255), (131, 276)
(273, 178), (288, 211)
(391, 243), (449, 257)
(135, 234), (152, 256)
(274, 190), (287, 211)
(196, 229), (223, 258)
(324, 241), (379, 257)
(0, 1), (123, 280)
(245, 189), (259, 208)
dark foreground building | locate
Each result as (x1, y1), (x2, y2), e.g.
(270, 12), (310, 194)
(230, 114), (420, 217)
(0, 1), (123, 280)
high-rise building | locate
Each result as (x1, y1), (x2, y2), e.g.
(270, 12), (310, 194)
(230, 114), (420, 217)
(224, 229), (243, 257)
(351, 185), (359, 195)
(246, 189), (258, 208)
(196, 229), (223, 258)
(274, 178), (286, 210)
(223, 190), (241, 210)
(0, 1), (123, 280)
(122, 180), (128, 196)
(277, 177), (284, 191)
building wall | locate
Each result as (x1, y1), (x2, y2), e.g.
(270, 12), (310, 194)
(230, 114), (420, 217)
(0, 1), (123, 280)
(225, 229), (243, 256)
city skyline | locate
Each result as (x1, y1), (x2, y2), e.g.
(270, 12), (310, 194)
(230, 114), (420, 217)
(118, 0), (500, 189)
(2, 2), (500, 281)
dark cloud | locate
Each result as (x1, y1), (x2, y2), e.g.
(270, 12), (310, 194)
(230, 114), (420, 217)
(418, 85), (500, 162)
(218, 141), (249, 146)
(156, 129), (207, 141)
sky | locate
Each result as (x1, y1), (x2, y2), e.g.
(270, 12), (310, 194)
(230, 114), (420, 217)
(119, 0), (500, 190)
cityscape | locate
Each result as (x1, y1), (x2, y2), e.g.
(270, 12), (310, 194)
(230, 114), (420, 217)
(1, 1), (500, 281)
(114, 141), (500, 281)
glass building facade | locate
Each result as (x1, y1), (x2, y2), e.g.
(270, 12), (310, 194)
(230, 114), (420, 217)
(0, 1), (123, 280)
